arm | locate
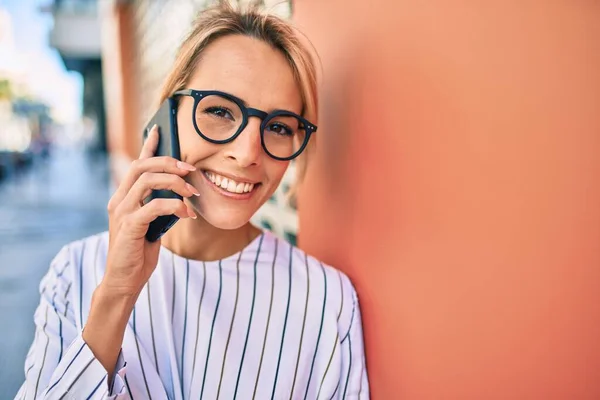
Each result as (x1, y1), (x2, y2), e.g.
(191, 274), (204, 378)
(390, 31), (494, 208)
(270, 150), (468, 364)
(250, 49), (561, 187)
(338, 289), (370, 399)
(15, 245), (129, 400)
(83, 285), (137, 381)
(17, 127), (197, 399)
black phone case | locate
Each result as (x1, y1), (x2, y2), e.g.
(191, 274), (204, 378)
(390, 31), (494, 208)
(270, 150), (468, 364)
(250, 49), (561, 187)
(142, 98), (182, 242)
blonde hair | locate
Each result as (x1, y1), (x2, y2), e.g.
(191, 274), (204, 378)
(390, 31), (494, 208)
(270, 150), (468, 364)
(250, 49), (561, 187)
(159, 0), (318, 188)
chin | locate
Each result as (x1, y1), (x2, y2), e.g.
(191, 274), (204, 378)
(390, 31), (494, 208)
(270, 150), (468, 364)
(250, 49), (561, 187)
(199, 210), (255, 230)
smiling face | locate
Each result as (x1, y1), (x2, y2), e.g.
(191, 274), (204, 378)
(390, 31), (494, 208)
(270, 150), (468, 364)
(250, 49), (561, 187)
(175, 34), (303, 230)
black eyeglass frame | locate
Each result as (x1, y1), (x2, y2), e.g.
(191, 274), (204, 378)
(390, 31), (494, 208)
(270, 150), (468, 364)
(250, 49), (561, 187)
(172, 89), (317, 161)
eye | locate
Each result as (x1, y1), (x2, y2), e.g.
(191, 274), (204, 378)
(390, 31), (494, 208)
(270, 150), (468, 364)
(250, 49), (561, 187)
(266, 122), (293, 136)
(204, 106), (234, 120)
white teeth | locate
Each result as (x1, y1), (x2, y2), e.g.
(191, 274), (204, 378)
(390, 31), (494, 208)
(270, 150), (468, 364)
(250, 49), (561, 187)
(205, 171), (256, 194)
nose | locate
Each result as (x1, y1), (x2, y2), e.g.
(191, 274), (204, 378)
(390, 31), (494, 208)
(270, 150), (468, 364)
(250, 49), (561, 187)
(223, 117), (263, 167)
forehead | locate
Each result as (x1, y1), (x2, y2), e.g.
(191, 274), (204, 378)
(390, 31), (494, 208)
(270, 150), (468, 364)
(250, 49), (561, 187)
(188, 34), (302, 114)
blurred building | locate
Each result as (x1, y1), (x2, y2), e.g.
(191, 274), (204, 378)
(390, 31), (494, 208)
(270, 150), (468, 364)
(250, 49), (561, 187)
(0, 7), (17, 72)
(0, 7), (51, 175)
(99, 0), (298, 242)
(46, 0), (107, 153)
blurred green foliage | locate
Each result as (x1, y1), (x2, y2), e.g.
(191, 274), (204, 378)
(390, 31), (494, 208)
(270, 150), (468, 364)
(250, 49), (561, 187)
(0, 79), (12, 100)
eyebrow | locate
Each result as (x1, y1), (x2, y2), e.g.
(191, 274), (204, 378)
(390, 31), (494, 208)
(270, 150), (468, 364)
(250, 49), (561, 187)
(184, 88), (302, 115)
(234, 95), (299, 115)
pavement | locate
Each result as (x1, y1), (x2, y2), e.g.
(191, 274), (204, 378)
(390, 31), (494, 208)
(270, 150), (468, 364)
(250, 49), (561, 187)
(0, 146), (111, 398)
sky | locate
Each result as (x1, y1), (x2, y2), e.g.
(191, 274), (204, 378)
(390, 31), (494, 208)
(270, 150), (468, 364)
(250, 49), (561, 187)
(0, 0), (82, 123)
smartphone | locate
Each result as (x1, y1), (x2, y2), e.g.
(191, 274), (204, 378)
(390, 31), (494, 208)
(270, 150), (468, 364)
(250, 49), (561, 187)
(142, 97), (182, 242)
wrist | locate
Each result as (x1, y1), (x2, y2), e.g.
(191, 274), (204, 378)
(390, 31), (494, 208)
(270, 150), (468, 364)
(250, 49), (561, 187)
(83, 284), (136, 348)
(83, 284), (136, 377)
(96, 274), (143, 301)
(92, 283), (139, 314)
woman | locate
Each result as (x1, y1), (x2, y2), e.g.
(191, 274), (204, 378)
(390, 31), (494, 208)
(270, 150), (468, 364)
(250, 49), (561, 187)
(17, 2), (368, 399)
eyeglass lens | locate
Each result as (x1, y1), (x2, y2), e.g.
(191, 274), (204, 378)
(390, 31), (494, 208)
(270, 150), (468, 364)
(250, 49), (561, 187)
(194, 94), (306, 159)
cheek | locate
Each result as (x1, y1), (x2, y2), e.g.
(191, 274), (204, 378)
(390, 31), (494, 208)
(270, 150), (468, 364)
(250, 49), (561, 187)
(177, 116), (215, 162)
(264, 159), (290, 187)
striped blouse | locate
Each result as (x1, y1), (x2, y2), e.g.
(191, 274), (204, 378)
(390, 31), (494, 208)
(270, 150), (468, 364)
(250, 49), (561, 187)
(16, 230), (369, 399)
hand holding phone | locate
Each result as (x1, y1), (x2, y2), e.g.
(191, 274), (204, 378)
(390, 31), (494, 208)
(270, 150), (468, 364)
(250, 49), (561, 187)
(102, 124), (198, 300)
(142, 98), (184, 242)
(87, 130), (198, 375)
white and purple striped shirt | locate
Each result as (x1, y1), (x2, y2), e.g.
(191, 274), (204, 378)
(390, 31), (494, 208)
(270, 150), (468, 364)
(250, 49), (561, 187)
(16, 230), (369, 399)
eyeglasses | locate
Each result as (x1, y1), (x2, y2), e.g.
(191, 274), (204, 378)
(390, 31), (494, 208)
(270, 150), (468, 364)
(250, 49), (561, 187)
(172, 89), (318, 161)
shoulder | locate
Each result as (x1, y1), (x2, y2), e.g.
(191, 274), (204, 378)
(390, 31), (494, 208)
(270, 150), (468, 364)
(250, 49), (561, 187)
(47, 231), (109, 285)
(269, 231), (359, 332)
(36, 232), (109, 321)
(45, 232), (109, 326)
(58, 231), (109, 265)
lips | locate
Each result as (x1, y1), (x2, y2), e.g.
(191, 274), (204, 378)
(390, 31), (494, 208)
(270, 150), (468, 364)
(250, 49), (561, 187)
(203, 170), (257, 194)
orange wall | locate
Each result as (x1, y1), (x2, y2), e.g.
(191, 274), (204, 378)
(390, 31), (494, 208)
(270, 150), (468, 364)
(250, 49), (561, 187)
(100, 2), (139, 184)
(295, 1), (600, 398)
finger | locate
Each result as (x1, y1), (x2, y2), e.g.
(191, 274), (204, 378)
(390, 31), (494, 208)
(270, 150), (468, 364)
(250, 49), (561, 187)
(123, 199), (197, 238)
(140, 124), (159, 159)
(108, 156), (196, 210)
(120, 172), (200, 214)
(141, 198), (197, 222)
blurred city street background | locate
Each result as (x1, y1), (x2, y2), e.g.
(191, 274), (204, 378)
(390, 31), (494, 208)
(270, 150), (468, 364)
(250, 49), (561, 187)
(0, 147), (110, 398)
(0, 0), (111, 396)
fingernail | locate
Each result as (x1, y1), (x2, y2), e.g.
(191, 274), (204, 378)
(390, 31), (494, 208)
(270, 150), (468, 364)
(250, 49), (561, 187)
(177, 161), (196, 171)
(186, 183), (200, 196)
(188, 208), (197, 219)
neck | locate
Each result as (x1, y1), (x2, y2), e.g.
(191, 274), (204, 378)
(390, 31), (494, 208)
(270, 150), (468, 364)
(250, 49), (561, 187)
(160, 215), (261, 262)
